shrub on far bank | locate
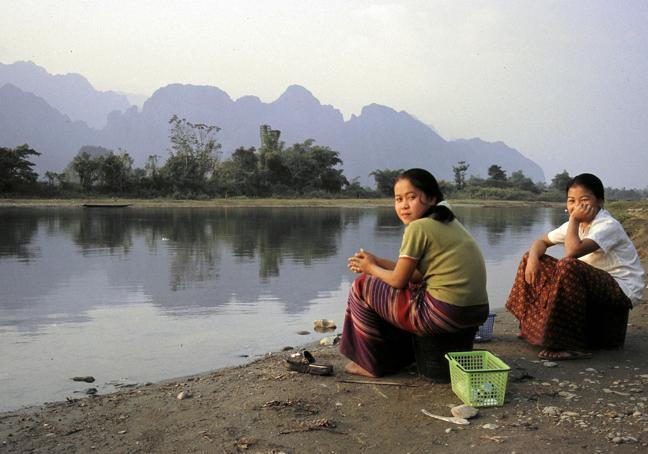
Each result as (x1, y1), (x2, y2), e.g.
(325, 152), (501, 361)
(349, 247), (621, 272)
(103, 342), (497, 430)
(454, 187), (564, 202)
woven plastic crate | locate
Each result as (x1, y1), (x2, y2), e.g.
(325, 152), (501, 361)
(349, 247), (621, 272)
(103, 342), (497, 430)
(474, 313), (496, 342)
(444, 350), (510, 407)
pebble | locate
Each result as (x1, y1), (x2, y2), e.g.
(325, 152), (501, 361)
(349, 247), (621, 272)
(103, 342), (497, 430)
(451, 405), (479, 419)
(445, 428), (453, 433)
(85, 388), (97, 395)
(296, 331), (310, 335)
(118, 430), (127, 435)
(558, 391), (577, 400)
(320, 334), (341, 346)
(176, 390), (192, 400)
(542, 406), (561, 417)
(543, 361), (558, 368)
(482, 423), (498, 430)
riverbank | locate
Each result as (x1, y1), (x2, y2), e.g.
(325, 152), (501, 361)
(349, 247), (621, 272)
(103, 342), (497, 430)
(1, 204), (647, 453)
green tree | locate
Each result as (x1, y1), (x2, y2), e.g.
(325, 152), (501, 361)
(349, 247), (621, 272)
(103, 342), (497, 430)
(161, 115), (222, 195)
(97, 151), (134, 193)
(72, 151), (101, 191)
(216, 146), (261, 196)
(452, 160), (470, 190)
(258, 124), (284, 170)
(509, 170), (540, 193)
(283, 139), (348, 194)
(370, 169), (403, 197)
(0, 144), (40, 192)
(551, 170), (571, 192)
(487, 164), (507, 181)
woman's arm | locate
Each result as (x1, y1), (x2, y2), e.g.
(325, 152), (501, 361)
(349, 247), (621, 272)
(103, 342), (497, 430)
(564, 204), (600, 258)
(348, 250), (421, 288)
(525, 234), (554, 285)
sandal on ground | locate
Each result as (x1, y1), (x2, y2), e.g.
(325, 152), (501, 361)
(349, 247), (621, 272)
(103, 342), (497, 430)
(538, 349), (592, 361)
(286, 351), (333, 376)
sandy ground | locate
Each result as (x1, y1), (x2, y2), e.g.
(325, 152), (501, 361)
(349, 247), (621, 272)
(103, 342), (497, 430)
(1, 203), (647, 453)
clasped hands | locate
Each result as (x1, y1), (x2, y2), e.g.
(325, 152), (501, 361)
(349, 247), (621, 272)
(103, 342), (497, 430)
(347, 248), (376, 274)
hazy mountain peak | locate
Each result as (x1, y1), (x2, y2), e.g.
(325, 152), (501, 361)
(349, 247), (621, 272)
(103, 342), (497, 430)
(358, 103), (399, 117)
(148, 84), (232, 103)
(275, 84), (319, 105)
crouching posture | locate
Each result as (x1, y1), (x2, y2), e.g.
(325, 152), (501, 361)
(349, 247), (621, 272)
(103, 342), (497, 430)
(506, 173), (645, 360)
(340, 168), (489, 377)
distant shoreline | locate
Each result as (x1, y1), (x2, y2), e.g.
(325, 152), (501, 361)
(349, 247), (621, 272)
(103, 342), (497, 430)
(0, 197), (561, 208)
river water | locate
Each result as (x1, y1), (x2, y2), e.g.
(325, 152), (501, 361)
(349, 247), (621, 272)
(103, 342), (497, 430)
(0, 205), (564, 411)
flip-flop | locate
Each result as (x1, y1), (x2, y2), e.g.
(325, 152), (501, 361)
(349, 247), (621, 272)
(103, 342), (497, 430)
(538, 350), (592, 361)
(286, 351), (333, 376)
(286, 362), (334, 375)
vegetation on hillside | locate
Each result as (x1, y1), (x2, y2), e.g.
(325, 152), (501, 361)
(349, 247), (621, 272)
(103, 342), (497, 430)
(1, 118), (646, 201)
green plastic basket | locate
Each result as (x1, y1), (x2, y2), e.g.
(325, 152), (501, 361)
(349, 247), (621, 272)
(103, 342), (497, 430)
(444, 351), (511, 407)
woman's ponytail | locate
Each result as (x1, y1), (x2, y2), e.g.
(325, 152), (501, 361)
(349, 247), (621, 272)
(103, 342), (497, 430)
(422, 203), (455, 223)
(397, 168), (455, 224)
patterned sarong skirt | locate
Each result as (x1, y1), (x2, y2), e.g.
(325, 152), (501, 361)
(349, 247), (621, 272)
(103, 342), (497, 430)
(339, 274), (489, 377)
(506, 254), (632, 351)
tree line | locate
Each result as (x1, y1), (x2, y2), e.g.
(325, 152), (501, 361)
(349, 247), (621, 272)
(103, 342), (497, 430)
(1, 117), (646, 200)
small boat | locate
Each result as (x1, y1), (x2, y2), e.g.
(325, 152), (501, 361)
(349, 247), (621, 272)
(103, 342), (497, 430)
(82, 203), (133, 208)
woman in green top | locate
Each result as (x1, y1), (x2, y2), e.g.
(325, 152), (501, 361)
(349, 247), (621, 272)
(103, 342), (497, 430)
(341, 168), (489, 377)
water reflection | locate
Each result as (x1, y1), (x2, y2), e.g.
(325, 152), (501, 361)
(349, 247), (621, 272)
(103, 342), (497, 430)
(0, 205), (562, 326)
(0, 209), (40, 260)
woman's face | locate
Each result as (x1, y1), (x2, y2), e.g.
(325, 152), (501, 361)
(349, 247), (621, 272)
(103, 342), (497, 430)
(566, 184), (602, 217)
(394, 178), (435, 225)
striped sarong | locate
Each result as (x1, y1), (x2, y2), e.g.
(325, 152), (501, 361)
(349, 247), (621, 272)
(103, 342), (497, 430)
(339, 274), (489, 377)
(506, 254), (632, 351)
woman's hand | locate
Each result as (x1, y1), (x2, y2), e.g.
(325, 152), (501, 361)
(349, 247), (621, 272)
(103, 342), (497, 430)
(570, 203), (597, 223)
(347, 248), (376, 275)
(524, 255), (541, 285)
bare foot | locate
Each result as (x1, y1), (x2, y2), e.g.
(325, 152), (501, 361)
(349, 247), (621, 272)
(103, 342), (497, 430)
(344, 361), (378, 378)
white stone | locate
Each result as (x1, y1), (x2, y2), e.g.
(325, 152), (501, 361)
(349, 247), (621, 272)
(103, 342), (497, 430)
(451, 405), (479, 419)
(176, 390), (192, 400)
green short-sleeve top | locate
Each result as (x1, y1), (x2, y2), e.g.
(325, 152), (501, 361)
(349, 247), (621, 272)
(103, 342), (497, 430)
(399, 216), (488, 307)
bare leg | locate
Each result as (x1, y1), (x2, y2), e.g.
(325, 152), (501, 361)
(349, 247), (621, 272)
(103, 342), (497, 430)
(344, 361), (378, 378)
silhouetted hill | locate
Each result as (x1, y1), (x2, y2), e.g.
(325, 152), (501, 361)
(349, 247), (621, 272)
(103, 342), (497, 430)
(0, 61), (130, 129)
(0, 84), (95, 172)
(0, 63), (545, 182)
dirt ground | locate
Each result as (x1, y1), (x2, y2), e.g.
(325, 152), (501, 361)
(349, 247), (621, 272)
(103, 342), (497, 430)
(2, 204), (648, 453)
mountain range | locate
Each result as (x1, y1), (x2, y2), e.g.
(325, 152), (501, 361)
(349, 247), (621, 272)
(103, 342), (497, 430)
(0, 61), (545, 184)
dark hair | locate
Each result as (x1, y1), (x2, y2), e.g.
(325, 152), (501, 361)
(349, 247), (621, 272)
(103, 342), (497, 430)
(565, 173), (605, 200)
(396, 168), (455, 223)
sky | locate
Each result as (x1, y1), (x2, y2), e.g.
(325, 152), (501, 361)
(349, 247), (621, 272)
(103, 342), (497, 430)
(1, 0), (647, 188)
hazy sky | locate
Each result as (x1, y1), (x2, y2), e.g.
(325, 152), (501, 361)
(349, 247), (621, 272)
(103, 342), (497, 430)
(1, 0), (647, 187)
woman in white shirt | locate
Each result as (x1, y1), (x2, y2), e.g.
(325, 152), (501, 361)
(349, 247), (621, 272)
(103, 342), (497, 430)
(506, 173), (645, 360)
